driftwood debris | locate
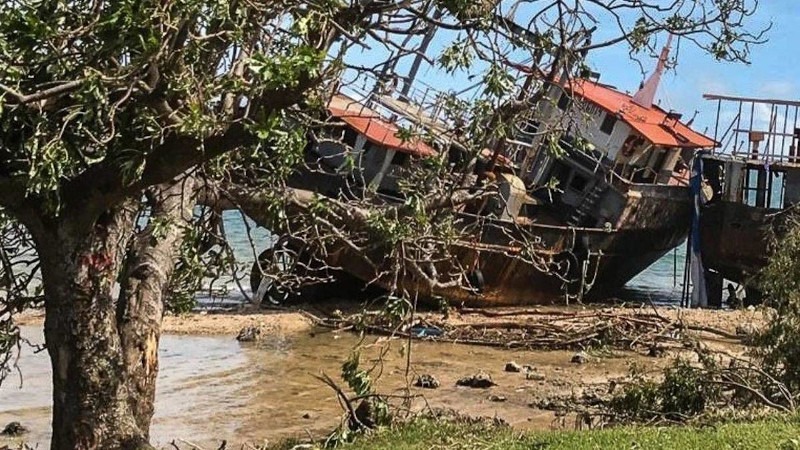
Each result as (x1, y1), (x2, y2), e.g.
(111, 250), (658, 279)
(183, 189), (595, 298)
(311, 307), (744, 353)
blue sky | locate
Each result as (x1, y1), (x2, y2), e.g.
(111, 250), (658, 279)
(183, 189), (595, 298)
(345, 1), (797, 144)
(606, 0), (798, 138)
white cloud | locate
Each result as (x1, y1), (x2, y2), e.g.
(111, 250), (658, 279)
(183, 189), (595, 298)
(699, 78), (731, 97)
(758, 81), (797, 98)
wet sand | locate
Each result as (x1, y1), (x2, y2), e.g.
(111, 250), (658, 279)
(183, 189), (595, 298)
(14, 307), (314, 336)
(14, 302), (764, 337)
(4, 304), (762, 449)
(418, 304), (765, 337)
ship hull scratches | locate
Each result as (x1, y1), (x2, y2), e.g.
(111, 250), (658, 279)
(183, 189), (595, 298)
(282, 181), (691, 306)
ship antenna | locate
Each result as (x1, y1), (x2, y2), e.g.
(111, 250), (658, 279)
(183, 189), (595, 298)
(686, 110), (699, 127)
(632, 34), (674, 109)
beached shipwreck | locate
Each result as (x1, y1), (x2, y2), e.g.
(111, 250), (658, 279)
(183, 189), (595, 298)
(250, 42), (715, 306)
(697, 94), (800, 306)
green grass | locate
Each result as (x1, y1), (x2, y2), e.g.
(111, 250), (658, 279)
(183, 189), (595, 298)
(337, 417), (800, 450)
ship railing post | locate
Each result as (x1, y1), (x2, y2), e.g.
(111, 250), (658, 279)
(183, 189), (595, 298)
(713, 99), (721, 144)
(768, 103), (777, 164)
(793, 127), (800, 163)
(734, 100), (743, 155)
(793, 105), (800, 163)
(781, 104), (790, 161)
(748, 100), (756, 157)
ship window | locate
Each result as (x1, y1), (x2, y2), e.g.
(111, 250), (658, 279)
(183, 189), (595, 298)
(549, 162), (571, 191)
(743, 167), (785, 209)
(600, 113), (617, 135)
(343, 128), (358, 146)
(391, 151), (409, 166)
(652, 149), (669, 173)
(770, 171), (786, 209)
(743, 168), (761, 207)
(557, 93), (572, 111)
(518, 120), (540, 143)
(362, 142), (373, 154)
(570, 174), (588, 192)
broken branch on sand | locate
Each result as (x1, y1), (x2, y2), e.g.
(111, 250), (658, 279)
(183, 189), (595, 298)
(309, 307), (745, 353)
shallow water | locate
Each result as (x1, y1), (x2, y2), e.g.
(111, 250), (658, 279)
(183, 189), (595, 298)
(1, 325), (653, 448)
(621, 247), (688, 304)
(0, 327), (253, 448)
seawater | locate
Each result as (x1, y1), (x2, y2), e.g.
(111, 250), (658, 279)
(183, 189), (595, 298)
(1, 325), (657, 448)
(195, 211), (271, 306)
(621, 248), (687, 305)
(220, 211), (688, 306)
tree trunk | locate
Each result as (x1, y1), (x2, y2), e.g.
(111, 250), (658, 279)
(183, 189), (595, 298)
(39, 201), (150, 450)
(118, 178), (197, 434)
(36, 177), (196, 450)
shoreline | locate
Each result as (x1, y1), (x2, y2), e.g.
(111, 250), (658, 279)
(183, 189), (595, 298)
(13, 302), (766, 337)
(6, 301), (768, 448)
(14, 306), (315, 336)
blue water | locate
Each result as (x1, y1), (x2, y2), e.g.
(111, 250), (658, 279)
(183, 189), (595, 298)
(221, 210), (272, 264)
(195, 211), (272, 306)
(621, 248), (688, 305)
(220, 212), (687, 306)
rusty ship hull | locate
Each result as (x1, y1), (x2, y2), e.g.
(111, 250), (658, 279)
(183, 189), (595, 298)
(695, 91), (800, 305)
(699, 200), (777, 283)
(699, 152), (800, 305)
(303, 182), (692, 307)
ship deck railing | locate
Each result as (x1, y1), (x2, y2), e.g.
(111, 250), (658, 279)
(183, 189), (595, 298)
(704, 151), (800, 169)
(332, 69), (470, 147)
(705, 92), (800, 168)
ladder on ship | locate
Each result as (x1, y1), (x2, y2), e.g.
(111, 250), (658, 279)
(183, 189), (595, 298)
(567, 183), (607, 227)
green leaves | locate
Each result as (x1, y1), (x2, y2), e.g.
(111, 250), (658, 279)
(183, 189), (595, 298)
(628, 17), (651, 53)
(754, 215), (800, 392)
(438, 0), (495, 23)
(249, 45), (325, 91)
(117, 148), (147, 187)
(365, 209), (413, 247)
(246, 109), (307, 182)
(439, 39), (474, 73)
(608, 359), (723, 422)
(24, 130), (71, 204)
(342, 352), (373, 397)
(0, 320), (21, 387)
(482, 64), (515, 98)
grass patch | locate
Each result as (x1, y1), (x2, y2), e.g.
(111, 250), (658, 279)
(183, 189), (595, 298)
(336, 416), (800, 450)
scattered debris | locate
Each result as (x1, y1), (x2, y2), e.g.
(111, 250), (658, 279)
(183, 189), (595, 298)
(414, 374), (441, 389)
(1, 422), (28, 437)
(236, 325), (263, 342)
(350, 398), (388, 430)
(288, 445), (314, 450)
(409, 325), (444, 338)
(648, 345), (666, 358)
(571, 352), (589, 365)
(456, 371), (496, 389)
(530, 398), (568, 412)
(736, 323), (758, 337)
(488, 394), (507, 402)
(314, 308), (744, 353)
(526, 372), (545, 381)
(425, 407), (510, 428)
(523, 365), (536, 372)
(504, 361), (523, 373)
